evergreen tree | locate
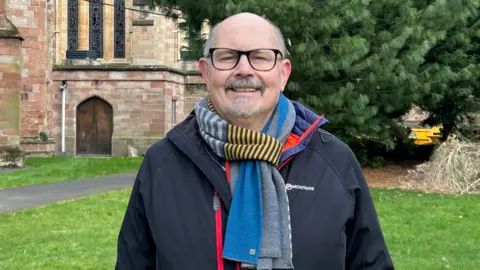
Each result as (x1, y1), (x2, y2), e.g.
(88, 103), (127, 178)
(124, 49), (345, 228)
(149, 0), (479, 149)
(416, 3), (480, 140)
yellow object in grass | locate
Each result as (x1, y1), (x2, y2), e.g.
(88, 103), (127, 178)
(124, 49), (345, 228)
(408, 126), (442, 145)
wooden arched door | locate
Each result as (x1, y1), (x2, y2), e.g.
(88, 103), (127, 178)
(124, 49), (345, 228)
(76, 97), (113, 155)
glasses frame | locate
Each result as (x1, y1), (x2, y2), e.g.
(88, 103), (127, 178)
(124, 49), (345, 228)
(208, 48), (284, 71)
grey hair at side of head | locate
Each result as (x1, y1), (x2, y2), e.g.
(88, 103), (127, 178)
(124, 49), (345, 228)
(202, 17), (288, 58)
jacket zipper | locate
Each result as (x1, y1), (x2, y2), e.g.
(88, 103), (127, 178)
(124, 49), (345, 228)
(213, 190), (220, 211)
(214, 190), (224, 270)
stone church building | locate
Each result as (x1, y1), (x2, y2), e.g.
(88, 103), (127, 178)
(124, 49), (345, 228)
(0, 0), (209, 162)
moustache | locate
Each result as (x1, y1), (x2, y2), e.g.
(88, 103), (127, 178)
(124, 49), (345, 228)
(225, 77), (265, 92)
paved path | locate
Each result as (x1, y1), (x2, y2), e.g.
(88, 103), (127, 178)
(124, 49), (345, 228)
(0, 173), (136, 214)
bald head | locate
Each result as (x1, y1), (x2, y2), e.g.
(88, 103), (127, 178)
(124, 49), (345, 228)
(203, 12), (287, 57)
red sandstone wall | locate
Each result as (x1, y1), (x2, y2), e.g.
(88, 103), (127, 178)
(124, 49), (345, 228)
(0, 38), (22, 146)
(7, 0), (49, 137)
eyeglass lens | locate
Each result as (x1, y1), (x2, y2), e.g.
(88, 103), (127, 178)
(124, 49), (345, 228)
(212, 49), (277, 71)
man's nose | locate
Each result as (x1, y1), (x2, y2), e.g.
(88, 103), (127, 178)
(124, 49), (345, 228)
(233, 55), (255, 76)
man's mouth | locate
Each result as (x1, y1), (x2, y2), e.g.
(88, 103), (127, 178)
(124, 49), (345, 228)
(226, 87), (260, 92)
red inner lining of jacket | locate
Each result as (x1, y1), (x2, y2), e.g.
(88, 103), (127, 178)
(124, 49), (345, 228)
(283, 115), (323, 152)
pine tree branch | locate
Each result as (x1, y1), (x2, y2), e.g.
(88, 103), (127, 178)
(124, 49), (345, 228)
(416, 65), (435, 76)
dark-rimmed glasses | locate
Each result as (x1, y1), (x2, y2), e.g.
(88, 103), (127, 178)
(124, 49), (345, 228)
(208, 48), (283, 71)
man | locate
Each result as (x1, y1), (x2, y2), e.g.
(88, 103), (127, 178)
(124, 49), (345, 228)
(116, 12), (394, 270)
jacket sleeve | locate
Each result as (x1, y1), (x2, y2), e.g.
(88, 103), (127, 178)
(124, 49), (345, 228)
(115, 160), (156, 269)
(345, 156), (395, 270)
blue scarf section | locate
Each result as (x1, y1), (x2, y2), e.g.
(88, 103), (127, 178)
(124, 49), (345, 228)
(222, 94), (290, 265)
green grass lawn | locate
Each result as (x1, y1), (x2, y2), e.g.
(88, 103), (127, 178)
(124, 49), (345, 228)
(372, 189), (480, 269)
(0, 190), (130, 270)
(0, 157), (143, 189)
(0, 188), (479, 269)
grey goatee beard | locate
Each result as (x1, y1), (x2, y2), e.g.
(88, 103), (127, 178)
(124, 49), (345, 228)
(224, 77), (265, 118)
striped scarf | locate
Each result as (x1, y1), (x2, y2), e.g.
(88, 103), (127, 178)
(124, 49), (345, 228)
(195, 94), (295, 269)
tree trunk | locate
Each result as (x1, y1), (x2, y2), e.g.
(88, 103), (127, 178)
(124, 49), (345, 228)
(441, 123), (454, 141)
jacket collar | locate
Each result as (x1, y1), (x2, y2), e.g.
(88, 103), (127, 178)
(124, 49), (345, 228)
(280, 101), (328, 163)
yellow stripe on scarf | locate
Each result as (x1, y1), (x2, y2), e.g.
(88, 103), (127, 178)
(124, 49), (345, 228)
(224, 124), (283, 166)
(206, 96), (216, 112)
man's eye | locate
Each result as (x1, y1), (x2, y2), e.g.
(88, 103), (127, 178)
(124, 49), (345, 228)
(218, 56), (236, 61)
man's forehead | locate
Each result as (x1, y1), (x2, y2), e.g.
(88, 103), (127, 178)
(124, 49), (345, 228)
(213, 16), (278, 48)
(219, 12), (271, 27)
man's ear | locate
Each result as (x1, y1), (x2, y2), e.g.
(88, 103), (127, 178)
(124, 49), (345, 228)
(199, 58), (209, 84)
(280, 59), (292, 92)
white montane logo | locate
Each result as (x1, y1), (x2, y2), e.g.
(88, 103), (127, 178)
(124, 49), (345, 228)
(285, 183), (315, 191)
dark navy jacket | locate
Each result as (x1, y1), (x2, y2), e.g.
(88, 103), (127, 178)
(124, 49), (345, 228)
(115, 104), (394, 270)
